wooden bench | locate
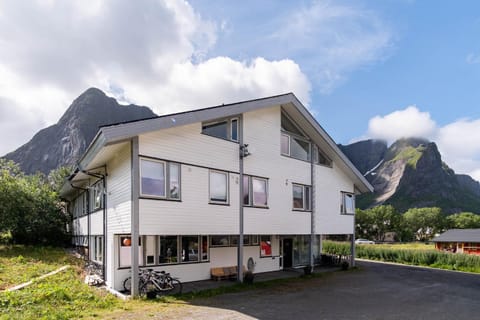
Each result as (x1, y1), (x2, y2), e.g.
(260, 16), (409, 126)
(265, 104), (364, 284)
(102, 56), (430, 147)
(211, 265), (246, 281)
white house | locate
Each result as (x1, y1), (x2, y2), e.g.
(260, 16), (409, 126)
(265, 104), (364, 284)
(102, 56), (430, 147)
(60, 93), (373, 294)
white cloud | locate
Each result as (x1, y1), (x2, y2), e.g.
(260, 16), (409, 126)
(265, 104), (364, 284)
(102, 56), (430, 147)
(367, 106), (436, 143)
(364, 107), (480, 181)
(0, 0), (311, 156)
(271, 0), (393, 93)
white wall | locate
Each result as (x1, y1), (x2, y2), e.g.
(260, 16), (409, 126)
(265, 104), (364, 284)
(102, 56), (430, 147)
(105, 143), (132, 288)
(243, 107), (311, 235)
(90, 211), (103, 235)
(315, 163), (355, 235)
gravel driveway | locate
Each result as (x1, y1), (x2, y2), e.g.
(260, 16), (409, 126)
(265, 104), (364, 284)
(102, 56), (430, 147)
(188, 260), (480, 320)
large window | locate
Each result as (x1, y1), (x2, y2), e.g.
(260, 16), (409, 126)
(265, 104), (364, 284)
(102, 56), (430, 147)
(181, 236), (199, 263)
(341, 192), (355, 214)
(140, 158), (181, 200)
(293, 184), (311, 211)
(202, 117), (238, 142)
(159, 236), (178, 264)
(243, 175), (268, 207)
(209, 170), (229, 204)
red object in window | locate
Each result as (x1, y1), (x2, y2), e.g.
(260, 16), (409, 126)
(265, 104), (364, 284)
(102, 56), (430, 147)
(122, 237), (131, 246)
(261, 241), (272, 256)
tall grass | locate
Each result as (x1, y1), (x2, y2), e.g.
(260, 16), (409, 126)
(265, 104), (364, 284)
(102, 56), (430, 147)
(322, 241), (480, 273)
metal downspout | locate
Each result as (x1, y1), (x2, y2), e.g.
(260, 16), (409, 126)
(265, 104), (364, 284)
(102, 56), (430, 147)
(130, 137), (140, 297)
(309, 145), (316, 271)
(237, 114), (244, 283)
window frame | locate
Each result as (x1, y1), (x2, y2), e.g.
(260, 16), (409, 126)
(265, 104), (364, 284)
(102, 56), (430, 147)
(209, 170), (229, 205)
(243, 175), (269, 208)
(91, 181), (104, 212)
(292, 183), (312, 211)
(341, 192), (356, 215)
(202, 117), (239, 142)
(260, 235), (272, 258)
(139, 157), (181, 201)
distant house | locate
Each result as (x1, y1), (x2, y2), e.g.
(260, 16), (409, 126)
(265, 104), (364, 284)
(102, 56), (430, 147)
(432, 229), (480, 255)
(60, 93), (373, 294)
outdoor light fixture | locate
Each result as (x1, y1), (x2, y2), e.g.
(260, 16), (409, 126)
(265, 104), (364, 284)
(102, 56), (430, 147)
(240, 144), (251, 158)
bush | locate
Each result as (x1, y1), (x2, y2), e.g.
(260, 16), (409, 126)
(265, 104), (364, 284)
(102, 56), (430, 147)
(322, 241), (480, 273)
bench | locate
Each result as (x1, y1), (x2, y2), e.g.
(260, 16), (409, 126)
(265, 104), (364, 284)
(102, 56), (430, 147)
(210, 265), (246, 281)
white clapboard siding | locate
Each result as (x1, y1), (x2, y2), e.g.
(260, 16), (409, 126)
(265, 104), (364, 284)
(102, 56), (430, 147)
(139, 122), (239, 172)
(105, 144), (132, 288)
(315, 163), (355, 235)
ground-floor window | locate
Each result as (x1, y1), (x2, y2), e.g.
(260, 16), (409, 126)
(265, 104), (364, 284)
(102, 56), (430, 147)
(260, 235), (272, 257)
(293, 235), (310, 266)
(92, 236), (103, 263)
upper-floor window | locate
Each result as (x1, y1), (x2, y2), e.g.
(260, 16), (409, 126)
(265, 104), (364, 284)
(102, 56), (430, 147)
(91, 181), (104, 211)
(73, 192), (88, 218)
(202, 117), (238, 142)
(292, 184), (311, 211)
(243, 175), (268, 207)
(341, 192), (355, 214)
(209, 170), (229, 204)
(281, 113), (311, 161)
(316, 149), (332, 167)
(140, 158), (181, 200)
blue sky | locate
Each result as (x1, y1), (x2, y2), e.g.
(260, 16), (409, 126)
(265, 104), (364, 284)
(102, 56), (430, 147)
(0, 0), (479, 179)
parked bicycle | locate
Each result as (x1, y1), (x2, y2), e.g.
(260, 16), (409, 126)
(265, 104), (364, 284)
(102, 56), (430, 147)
(123, 269), (182, 297)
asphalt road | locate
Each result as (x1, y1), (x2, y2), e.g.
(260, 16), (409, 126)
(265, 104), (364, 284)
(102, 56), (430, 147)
(189, 261), (480, 320)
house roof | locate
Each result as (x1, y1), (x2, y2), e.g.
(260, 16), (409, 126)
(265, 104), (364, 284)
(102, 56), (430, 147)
(60, 93), (374, 198)
(432, 229), (480, 243)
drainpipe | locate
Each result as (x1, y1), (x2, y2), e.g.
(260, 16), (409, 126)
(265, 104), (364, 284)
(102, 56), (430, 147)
(309, 145), (316, 272)
(351, 205), (356, 267)
(238, 114), (246, 283)
(131, 137), (140, 296)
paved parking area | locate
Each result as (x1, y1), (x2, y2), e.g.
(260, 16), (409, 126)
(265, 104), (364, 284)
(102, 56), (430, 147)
(188, 261), (480, 320)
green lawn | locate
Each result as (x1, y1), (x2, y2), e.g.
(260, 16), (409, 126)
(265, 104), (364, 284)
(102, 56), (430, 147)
(0, 246), (122, 319)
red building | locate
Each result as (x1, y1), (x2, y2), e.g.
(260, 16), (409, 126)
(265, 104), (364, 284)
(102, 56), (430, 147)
(432, 229), (480, 255)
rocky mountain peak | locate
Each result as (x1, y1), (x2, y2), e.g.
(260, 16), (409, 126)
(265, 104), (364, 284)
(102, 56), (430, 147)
(3, 88), (157, 175)
(341, 137), (480, 213)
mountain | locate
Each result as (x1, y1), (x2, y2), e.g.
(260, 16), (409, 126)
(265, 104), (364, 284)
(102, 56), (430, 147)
(3, 88), (156, 175)
(339, 138), (480, 213)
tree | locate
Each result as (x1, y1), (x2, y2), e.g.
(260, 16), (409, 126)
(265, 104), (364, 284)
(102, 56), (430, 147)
(0, 159), (70, 245)
(446, 212), (480, 229)
(355, 205), (402, 242)
(403, 207), (445, 241)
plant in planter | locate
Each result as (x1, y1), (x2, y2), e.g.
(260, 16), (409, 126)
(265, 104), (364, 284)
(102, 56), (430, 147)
(244, 271), (254, 284)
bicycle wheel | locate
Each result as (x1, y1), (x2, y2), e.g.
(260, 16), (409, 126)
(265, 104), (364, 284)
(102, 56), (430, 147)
(123, 277), (132, 292)
(168, 278), (182, 295)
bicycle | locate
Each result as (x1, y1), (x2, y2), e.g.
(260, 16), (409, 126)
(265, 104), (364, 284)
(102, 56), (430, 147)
(123, 269), (182, 297)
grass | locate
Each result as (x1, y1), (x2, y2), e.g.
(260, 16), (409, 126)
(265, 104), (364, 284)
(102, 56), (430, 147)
(1, 245), (340, 319)
(0, 245), (81, 290)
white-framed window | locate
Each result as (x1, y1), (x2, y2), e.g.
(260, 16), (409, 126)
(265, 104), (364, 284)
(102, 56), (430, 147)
(316, 149), (332, 167)
(243, 175), (268, 207)
(260, 235), (272, 257)
(281, 134), (290, 155)
(292, 184), (312, 211)
(140, 158), (181, 200)
(91, 181), (104, 211)
(159, 236), (178, 264)
(281, 112), (312, 162)
(92, 235), (103, 263)
(119, 236), (143, 267)
(341, 192), (355, 214)
(209, 170), (229, 204)
(202, 117), (239, 142)
(181, 235), (199, 263)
